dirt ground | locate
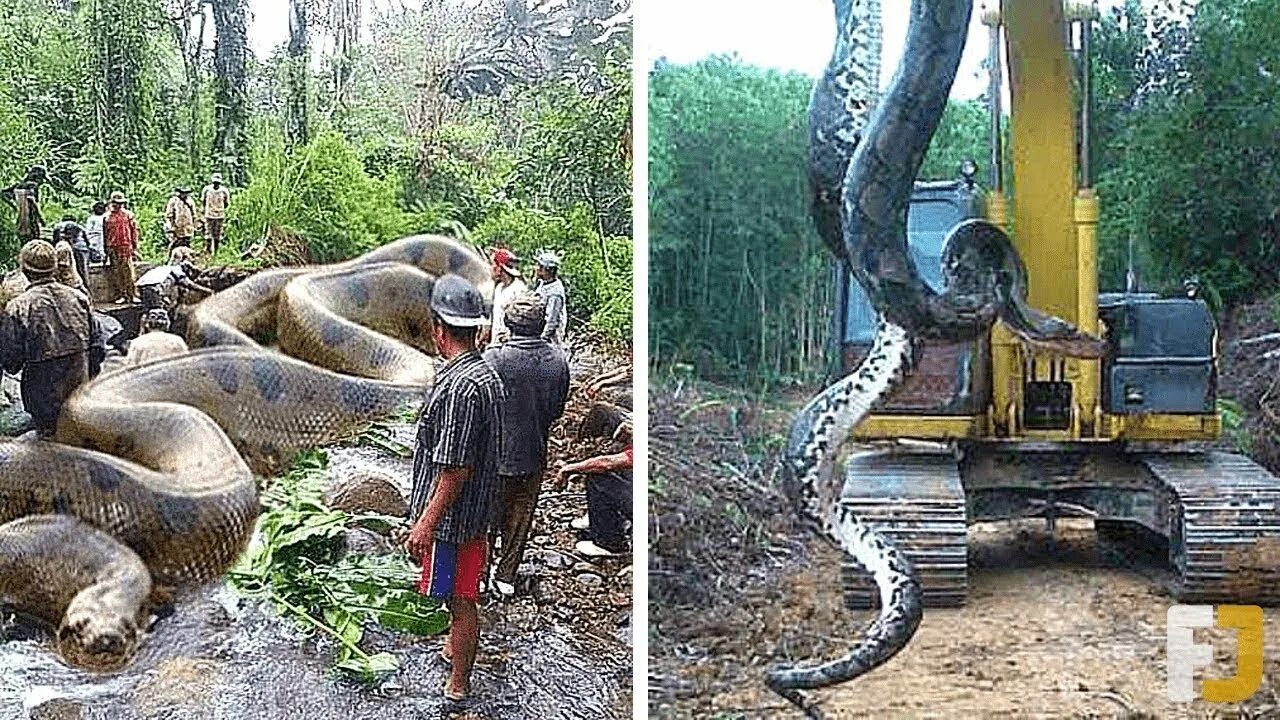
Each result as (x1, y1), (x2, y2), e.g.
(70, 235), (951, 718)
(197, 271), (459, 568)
(648, 365), (1280, 720)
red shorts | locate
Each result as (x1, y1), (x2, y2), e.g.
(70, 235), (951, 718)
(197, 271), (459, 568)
(418, 536), (488, 601)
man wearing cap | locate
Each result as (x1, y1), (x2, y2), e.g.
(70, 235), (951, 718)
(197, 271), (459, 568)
(481, 247), (527, 348)
(164, 187), (197, 250)
(404, 274), (504, 705)
(482, 292), (569, 595)
(103, 191), (140, 304)
(125, 309), (189, 367)
(201, 173), (230, 256)
(533, 249), (567, 346)
(0, 240), (93, 437)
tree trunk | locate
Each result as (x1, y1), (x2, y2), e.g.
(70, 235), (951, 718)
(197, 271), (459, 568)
(332, 0), (361, 129)
(211, 0), (249, 184)
(286, 0), (309, 148)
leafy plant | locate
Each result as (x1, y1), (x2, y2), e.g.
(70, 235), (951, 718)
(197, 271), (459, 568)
(228, 449), (448, 682)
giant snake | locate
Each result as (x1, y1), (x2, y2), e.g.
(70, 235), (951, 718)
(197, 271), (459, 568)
(0, 236), (491, 672)
(765, 0), (1105, 716)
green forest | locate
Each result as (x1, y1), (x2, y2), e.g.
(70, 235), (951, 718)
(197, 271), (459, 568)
(0, 0), (633, 340)
(650, 0), (1280, 384)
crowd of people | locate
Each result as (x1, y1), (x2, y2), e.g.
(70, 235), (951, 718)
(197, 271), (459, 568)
(2, 170), (630, 706)
(405, 248), (633, 707)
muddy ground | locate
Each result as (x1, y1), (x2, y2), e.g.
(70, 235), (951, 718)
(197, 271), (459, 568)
(1, 340), (633, 720)
(649, 341), (1280, 720)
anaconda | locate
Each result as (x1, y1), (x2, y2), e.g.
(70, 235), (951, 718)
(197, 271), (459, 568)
(765, 1), (1105, 716)
(0, 235), (491, 671)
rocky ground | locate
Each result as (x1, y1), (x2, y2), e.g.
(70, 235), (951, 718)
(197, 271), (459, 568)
(0, 338), (633, 720)
(648, 356), (1280, 719)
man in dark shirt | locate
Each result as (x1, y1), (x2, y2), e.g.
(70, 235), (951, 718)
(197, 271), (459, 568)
(482, 293), (569, 596)
(0, 240), (93, 437)
(405, 274), (504, 705)
(52, 215), (91, 285)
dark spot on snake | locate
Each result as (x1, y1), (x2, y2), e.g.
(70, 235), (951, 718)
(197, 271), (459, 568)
(157, 494), (200, 534)
(406, 318), (423, 338)
(349, 276), (370, 309)
(211, 362), (239, 395)
(320, 318), (355, 346)
(408, 241), (427, 266)
(261, 442), (279, 462)
(368, 345), (394, 369)
(447, 248), (469, 272)
(52, 495), (72, 514)
(251, 357), (285, 403)
(88, 463), (125, 492)
(341, 384), (381, 415)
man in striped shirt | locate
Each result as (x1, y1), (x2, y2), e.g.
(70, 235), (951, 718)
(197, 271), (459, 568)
(405, 274), (504, 705)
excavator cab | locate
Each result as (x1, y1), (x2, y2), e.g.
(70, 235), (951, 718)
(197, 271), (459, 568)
(836, 0), (1280, 609)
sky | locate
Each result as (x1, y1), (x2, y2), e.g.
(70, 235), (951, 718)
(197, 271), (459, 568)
(643, 0), (1136, 99)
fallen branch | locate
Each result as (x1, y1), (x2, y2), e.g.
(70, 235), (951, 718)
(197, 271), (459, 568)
(1232, 332), (1280, 348)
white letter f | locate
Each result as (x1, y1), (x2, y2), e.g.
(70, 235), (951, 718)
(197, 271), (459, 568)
(1168, 605), (1214, 702)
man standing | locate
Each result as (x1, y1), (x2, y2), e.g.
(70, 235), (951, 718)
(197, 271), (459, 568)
(482, 247), (527, 348)
(1, 166), (47, 242)
(84, 201), (107, 266)
(103, 191), (140, 304)
(405, 274), (503, 705)
(533, 249), (567, 346)
(482, 293), (569, 596)
(164, 187), (197, 250)
(53, 215), (92, 285)
(0, 240), (93, 438)
(201, 172), (230, 256)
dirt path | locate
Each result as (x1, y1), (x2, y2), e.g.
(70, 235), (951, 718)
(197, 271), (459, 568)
(654, 518), (1280, 719)
(649, 382), (1280, 720)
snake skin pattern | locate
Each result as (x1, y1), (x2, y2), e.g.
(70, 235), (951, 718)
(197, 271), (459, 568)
(767, 1), (1105, 715)
(0, 235), (491, 672)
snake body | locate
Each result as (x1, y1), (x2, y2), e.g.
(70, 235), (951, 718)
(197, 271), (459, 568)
(0, 235), (491, 671)
(766, 1), (1105, 715)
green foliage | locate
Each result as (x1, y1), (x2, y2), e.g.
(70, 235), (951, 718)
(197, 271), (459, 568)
(1219, 397), (1252, 454)
(474, 203), (633, 341)
(229, 129), (450, 263)
(919, 99), (990, 181)
(229, 449), (449, 682)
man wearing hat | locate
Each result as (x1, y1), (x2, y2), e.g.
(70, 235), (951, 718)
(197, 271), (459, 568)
(201, 172), (230, 256)
(533, 249), (567, 346)
(164, 186), (197, 250)
(103, 191), (140, 304)
(482, 292), (569, 595)
(481, 247), (527, 349)
(0, 240), (93, 437)
(404, 274), (504, 705)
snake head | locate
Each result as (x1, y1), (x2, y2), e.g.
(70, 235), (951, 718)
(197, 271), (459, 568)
(57, 598), (141, 673)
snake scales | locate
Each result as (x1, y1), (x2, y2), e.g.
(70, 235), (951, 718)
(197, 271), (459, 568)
(765, 1), (1106, 716)
(0, 235), (491, 672)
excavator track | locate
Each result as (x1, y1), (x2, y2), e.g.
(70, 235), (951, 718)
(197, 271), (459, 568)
(839, 448), (968, 609)
(1143, 451), (1280, 605)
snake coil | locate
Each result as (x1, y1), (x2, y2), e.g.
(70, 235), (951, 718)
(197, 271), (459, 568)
(0, 235), (491, 671)
(766, 1), (1104, 716)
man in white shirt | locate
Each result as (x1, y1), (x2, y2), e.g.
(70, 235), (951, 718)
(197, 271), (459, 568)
(201, 172), (230, 256)
(533, 249), (567, 346)
(84, 201), (107, 265)
(135, 246), (213, 315)
(481, 247), (527, 348)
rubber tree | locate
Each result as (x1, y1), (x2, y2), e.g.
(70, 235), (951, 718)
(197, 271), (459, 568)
(331, 0), (360, 128)
(211, 0), (249, 184)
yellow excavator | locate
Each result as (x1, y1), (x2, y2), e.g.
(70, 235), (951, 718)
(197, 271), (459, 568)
(833, 0), (1280, 608)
